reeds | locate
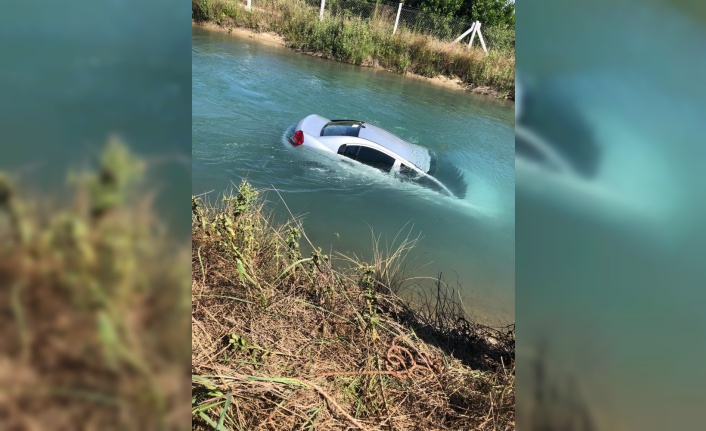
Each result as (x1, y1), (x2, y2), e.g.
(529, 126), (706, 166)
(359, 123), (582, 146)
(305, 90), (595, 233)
(192, 181), (515, 430)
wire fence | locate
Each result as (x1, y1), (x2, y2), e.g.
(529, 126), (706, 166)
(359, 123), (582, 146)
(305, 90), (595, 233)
(399, 4), (471, 40)
(325, 0), (475, 41)
(328, 0), (398, 22)
(230, 0), (514, 51)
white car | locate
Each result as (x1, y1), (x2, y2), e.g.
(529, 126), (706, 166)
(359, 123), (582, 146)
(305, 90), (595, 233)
(289, 114), (467, 198)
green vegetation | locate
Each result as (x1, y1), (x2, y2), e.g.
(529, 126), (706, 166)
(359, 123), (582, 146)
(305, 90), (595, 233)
(192, 0), (515, 98)
(192, 181), (515, 430)
(0, 140), (190, 429)
(409, 0), (515, 29)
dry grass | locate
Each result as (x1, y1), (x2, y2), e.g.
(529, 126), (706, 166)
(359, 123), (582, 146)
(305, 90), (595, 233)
(0, 140), (191, 430)
(192, 181), (515, 430)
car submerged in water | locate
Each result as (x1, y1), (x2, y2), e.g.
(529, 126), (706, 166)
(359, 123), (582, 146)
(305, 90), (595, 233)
(288, 114), (467, 199)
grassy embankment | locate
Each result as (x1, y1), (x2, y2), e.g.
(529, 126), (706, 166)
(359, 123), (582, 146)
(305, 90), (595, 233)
(0, 141), (191, 429)
(192, 0), (515, 99)
(192, 181), (515, 430)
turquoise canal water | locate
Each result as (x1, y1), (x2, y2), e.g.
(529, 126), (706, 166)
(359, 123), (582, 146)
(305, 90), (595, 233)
(192, 26), (515, 324)
(0, 2), (192, 236)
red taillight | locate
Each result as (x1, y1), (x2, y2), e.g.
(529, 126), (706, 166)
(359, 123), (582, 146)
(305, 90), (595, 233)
(291, 130), (304, 146)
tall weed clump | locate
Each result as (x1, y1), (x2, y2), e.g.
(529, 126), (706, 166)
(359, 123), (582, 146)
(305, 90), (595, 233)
(373, 31), (412, 73)
(483, 25), (515, 52)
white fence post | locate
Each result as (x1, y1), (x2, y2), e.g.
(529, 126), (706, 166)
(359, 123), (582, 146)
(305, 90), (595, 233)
(477, 22), (488, 53)
(319, 0), (326, 21)
(393, 2), (403, 35)
(468, 22), (477, 47)
(246, 0), (251, 10)
(452, 22), (476, 44)
(468, 21), (488, 53)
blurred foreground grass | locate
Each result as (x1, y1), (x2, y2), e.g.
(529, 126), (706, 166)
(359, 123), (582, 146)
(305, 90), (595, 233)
(0, 140), (191, 429)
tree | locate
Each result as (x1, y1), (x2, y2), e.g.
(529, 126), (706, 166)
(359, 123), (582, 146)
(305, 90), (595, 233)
(419, 0), (464, 18)
(417, 0), (515, 47)
(403, 1), (514, 28)
(460, 0), (515, 28)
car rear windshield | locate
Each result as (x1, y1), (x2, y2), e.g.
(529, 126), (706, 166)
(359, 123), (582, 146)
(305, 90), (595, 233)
(321, 121), (363, 138)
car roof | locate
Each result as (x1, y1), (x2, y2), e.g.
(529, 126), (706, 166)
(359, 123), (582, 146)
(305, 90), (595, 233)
(321, 118), (432, 172)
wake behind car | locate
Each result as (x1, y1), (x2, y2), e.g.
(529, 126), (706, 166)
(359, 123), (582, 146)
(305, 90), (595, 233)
(288, 114), (467, 199)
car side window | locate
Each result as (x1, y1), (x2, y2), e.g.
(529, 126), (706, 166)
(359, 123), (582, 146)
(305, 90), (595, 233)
(338, 145), (395, 173)
(398, 163), (418, 179)
(355, 147), (396, 173)
(338, 144), (360, 160)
